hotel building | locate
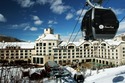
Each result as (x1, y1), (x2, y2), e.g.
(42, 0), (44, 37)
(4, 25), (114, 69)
(0, 28), (125, 67)
(0, 42), (35, 63)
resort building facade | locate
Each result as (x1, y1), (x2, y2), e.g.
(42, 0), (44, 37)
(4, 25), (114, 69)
(0, 28), (125, 66)
(0, 42), (35, 63)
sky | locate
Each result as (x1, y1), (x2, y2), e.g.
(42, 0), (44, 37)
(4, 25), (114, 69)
(0, 0), (125, 42)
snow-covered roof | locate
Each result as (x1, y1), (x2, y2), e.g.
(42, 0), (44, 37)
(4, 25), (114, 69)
(105, 39), (123, 46)
(73, 42), (82, 46)
(60, 41), (83, 46)
(60, 39), (124, 47)
(36, 34), (60, 41)
(42, 34), (58, 40)
(60, 42), (67, 46)
(0, 42), (35, 49)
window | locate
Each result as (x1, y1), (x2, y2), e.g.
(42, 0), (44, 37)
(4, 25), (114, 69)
(54, 50), (58, 52)
(63, 49), (66, 52)
(36, 43), (39, 46)
(11, 54), (14, 56)
(40, 43), (42, 46)
(25, 50), (28, 52)
(0, 50), (4, 53)
(21, 50), (23, 52)
(68, 50), (70, 52)
(49, 43), (51, 46)
(37, 58), (39, 64)
(6, 50), (9, 53)
(49, 50), (51, 52)
(68, 46), (74, 49)
(43, 50), (46, 52)
(49, 47), (51, 49)
(43, 43), (46, 46)
(25, 56), (28, 58)
(33, 57), (36, 63)
(20, 56), (23, 58)
(11, 57), (14, 59)
(63, 53), (66, 55)
(40, 58), (43, 64)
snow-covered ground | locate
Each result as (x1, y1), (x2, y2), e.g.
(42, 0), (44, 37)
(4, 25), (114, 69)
(0, 66), (77, 83)
(84, 65), (125, 83)
(1, 65), (125, 83)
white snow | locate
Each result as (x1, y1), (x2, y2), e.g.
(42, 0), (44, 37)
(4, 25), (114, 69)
(65, 65), (125, 83)
(84, 65), (125, 83)
(105, 39), (122, 45)
(1, 65), (125, 83)
(0, 42), (35, 49)
(43, 34), (58, 40)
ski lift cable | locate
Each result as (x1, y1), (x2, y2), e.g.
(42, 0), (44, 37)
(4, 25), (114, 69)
(72, 28), (81, 42)
(67, 4), (86, 44)
(119, 15), (125, 23)
(103, 0), (110, 7)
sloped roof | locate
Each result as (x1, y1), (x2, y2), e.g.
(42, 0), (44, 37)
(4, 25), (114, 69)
(60, 41), (84, 47)
(0, 42), (35, 49)
(59, 39), (124, 47)
(105, 39), (122, 46)
(42, 34), (58, 40)
(36, 34), (60, 41)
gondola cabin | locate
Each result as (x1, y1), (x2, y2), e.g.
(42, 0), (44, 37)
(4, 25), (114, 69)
(81, 7), (119, 40)
(44, 61), (60, 76)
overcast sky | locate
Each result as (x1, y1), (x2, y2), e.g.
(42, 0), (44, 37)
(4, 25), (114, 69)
(0, 0), (125, 42)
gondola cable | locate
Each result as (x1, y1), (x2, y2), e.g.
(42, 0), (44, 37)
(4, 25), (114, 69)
(119, 15), (125, 23)
(103, 0), (110, 7)
(67, 4), (86, 44)
(72, 28), (81, 43)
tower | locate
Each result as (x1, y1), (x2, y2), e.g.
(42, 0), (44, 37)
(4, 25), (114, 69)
(44, 28), (54, 34)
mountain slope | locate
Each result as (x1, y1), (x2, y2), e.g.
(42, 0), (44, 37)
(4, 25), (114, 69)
(0, 35), (24, 42)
